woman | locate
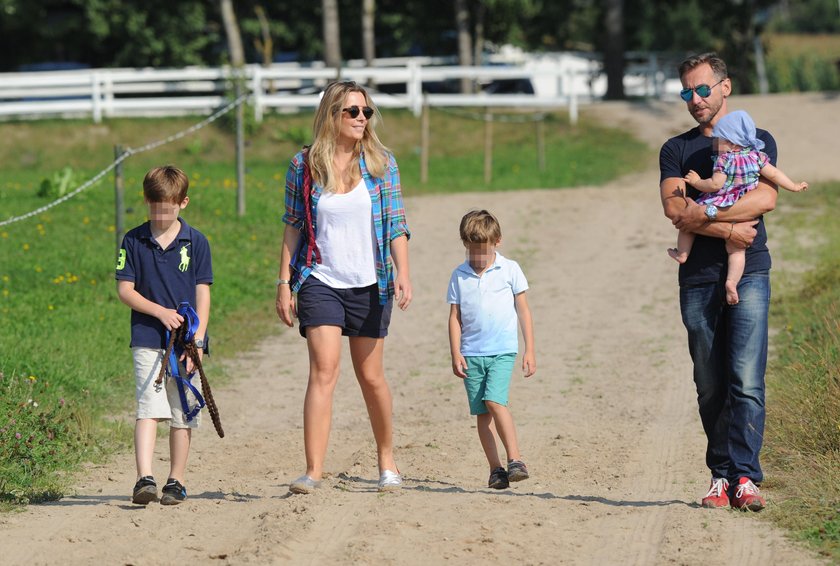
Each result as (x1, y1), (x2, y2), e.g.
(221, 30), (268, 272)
(276, 81), (412, 494)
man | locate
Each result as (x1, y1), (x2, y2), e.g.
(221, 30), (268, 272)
(659, 53), (778, 511)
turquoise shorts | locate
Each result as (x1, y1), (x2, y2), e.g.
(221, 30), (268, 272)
(463, 353), (516, 416)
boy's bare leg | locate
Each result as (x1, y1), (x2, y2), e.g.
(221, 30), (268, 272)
(725, 243), (746, 305)
(668, 230), (695, 263)
(477, 412), (503, 469)
(486, 401), (521, 463)
(350, 336), (397, 474)
(168, 427), (192, 482)
(135, 418), (159, 479)
(302, 325), (343, 480)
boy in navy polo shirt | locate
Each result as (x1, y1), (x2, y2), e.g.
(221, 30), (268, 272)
(116, 165), (212, 505)
(447, 209), (536, 489)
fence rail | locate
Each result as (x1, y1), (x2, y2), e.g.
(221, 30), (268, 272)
(0, 53), (679, 123)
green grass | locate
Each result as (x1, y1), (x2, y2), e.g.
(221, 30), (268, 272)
(0, 108), (649, 505)
(764, 181), (840, 561)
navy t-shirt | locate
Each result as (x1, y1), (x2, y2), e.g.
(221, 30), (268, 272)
(659, 127), (777, 286)
(115, 218), (213, 348)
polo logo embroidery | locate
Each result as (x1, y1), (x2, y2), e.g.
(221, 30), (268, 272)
(116, 249), (126, 270)
(178, 245), (191, 272)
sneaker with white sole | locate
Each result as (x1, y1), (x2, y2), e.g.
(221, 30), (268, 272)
(378, 470), (402, 491)
(701, 477), (730, 508)
(160, 478), (187, 505)
(731, 477), (765, 511)
(289, 475), (321, 494)
(132, 476), (158, 505)
(507, 459), (529, 482)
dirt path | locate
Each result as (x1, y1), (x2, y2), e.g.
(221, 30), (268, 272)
(1, 93), (837, 565)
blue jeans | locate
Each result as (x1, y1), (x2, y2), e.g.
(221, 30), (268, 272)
(679, 272), (770, 483)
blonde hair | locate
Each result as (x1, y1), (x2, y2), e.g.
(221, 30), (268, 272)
(308, 81), (389, 192)
(143, 165), (189, 203)
(459, 209), (502, 244)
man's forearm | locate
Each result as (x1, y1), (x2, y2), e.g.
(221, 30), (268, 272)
(716, 182), (778, 222)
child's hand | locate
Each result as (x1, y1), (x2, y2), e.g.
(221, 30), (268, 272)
(451, 354), (467, 378)
(683, 170), (700, 186)
(181, 348), (203, 374)
(158, 308), (184, 331)
(522, 352), (536, 378)
(793, 181), (808, 192)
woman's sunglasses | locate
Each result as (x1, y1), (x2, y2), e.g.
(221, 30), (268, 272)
(679, 79), (724, 102)
(342, 105), (374, 119)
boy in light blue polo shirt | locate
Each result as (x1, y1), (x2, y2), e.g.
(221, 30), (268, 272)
(447, 209), (536, 489)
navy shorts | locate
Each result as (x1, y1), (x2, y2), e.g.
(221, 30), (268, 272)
(296, 276), (393, 338)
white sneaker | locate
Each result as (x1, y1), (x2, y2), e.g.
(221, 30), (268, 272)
(378, 470), (402, 492)
(289, 475), (321, 494)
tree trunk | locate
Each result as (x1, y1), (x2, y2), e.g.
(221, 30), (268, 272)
(220, 0), (245, 67)
(322, 0), (342, 70)
(455, 0), (472, 94)
(603, 0), (625, 100)
(254, 5), (273, 67)
(363, 0), (375, 65)
(474, 1), (485, 67)
(362, 0), (376, 87)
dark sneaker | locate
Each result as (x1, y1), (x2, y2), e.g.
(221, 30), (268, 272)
(507, 460), (530, 482)
(488, 467), (509, 489)
(701, 477), (730, 508)
(160, 478), (187, 505)
(731, 477), (765, 512)
(132, 476), (158, 505)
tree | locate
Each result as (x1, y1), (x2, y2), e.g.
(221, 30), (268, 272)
(322, 0), (342, 69)
(220, 0), (245, 67)
(455, 0), (473, 93)
(603, 0), (625, 100)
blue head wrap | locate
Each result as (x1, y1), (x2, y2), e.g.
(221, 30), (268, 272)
(712, 110), (765, 151)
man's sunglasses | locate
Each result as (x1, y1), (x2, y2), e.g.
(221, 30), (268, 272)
(342, 105), (374, 119)
(679, 79), (724, 102)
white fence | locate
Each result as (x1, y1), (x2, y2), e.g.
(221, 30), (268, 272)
(0, 53), (679, 123)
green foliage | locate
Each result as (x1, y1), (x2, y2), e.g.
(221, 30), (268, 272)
(765, 34), (840, 93)
(36, 166), (75, 199)
(765, 181), (840, 560)
(0, 371), (91, 504)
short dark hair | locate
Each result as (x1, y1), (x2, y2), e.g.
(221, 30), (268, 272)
(143, 165), (189, 203)
(678, 52), (728, 81)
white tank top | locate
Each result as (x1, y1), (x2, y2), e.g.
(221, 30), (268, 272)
(311, 178), (377, 288)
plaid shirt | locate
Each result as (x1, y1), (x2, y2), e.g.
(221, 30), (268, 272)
(283, 148), (411, 305)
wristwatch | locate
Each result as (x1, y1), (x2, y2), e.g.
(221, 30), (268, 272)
(704, 204), (718, 221)
(276, 278), (291, 286)
(194, 338), (205, 349)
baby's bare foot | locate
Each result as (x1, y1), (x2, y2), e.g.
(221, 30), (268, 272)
(668, 248), (688, 264)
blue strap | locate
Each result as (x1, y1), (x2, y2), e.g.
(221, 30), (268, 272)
(164, 302), (205, 422)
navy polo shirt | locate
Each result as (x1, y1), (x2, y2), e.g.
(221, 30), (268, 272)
(659, 127), (777, 286)
(116, 218), (213, 348)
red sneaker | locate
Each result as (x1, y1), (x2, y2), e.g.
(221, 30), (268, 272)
(701, 477), (730, 508)
(731, 477), (765, 511)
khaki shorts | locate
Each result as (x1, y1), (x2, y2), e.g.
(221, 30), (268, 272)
(132, 347), (201, 429)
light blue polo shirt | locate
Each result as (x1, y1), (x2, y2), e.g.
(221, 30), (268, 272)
(447, 252), (528, 356)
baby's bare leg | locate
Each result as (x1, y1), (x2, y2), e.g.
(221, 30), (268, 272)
(725, 242), (746, 305)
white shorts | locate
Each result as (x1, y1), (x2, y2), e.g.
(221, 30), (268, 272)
(132, 347), (201, 429)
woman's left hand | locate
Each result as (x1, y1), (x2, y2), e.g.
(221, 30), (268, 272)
(394, 273), (412, 311)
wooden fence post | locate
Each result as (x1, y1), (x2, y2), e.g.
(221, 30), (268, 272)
(114, 144), (125, 257)
(484, 109), (493, 184)
(420, 98), (430, 184)
(536, 115), (546, 172)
